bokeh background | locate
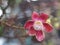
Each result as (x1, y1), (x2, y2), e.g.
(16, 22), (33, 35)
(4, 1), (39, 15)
(0, 0), (60, 45)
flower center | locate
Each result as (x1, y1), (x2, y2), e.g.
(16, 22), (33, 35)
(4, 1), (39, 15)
(33, 21), (43, 30)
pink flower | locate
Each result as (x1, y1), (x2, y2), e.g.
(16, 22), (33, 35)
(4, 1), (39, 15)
(24, 12), (53, 41)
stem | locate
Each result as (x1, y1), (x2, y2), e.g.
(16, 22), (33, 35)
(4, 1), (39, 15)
(0, 21), (25, 30)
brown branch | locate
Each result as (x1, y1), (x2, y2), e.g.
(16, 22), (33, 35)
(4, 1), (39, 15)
(0, 21), (25, 30)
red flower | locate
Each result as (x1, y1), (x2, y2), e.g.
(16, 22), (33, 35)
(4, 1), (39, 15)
(24, 12), (53, 41)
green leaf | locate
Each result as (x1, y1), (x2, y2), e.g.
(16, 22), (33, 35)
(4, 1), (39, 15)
(0, 25), (4, 36)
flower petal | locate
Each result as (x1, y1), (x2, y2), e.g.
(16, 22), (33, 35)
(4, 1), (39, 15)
(43, 23), (53, 32)
(28, 26), (36, 36)
(24, 20), (34, 30)
(32, 12), (39, 20)
(36, 30), (45, 41)
(39, 13), (49, 22)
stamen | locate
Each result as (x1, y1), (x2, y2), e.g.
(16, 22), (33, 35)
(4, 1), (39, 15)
(33, 21), (43, 30)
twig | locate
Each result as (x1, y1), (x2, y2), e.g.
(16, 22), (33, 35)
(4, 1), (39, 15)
(0, 21), (25, 30)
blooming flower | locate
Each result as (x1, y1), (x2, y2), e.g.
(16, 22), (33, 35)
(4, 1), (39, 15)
(24, 12), (53, 41)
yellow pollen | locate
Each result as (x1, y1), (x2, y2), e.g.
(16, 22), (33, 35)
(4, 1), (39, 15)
(35, 21), (41, 25)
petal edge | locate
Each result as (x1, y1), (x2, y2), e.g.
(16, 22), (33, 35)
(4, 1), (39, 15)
(36, 30), (45, 41)
(32, 12), (39, 20)
(24, 20), (34, 30)
(28, 26), (36, 36)
(39, 13), (49, 22)
(43, 23), (53, 32)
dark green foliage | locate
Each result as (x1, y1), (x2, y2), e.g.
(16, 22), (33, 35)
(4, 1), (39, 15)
(0, 25), (4, 36)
